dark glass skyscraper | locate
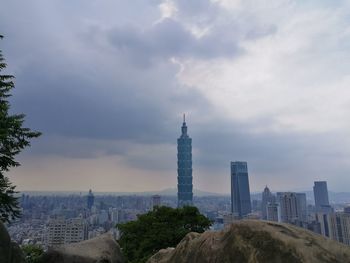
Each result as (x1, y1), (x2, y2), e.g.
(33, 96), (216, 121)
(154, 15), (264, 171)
(177, 115), (193, 207)
(231, 161), (251, 218)
(313, 181), (331, 213)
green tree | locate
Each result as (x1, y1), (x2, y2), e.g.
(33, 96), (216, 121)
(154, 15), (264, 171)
(0, 35), (41, 223)
(22, 244), (44, 263)
(117, 206), (212, 263)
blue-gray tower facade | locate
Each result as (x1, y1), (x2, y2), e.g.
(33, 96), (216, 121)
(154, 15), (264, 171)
(313, 181), (331, 213)
(231, 161), (251, 218)
(177, 115), (193, 207)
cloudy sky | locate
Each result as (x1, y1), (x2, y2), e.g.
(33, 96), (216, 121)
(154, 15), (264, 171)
(1, 0), (350, 193)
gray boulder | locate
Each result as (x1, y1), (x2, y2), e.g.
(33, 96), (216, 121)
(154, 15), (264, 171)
(0, 222), (25, 263)
(148, 220), (350, 263)
(42, 233), (124, 263)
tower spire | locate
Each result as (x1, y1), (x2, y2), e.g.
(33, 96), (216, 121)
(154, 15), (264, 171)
(181, 114), (188, 135)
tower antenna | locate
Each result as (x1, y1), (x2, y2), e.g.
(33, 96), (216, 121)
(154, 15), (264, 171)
(183, 113), (186, 123)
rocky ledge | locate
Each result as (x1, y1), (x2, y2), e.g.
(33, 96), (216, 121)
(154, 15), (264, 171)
(148, 220), (350, 263)
(42, 233), (124, 263)
(0, 222), (25, 263)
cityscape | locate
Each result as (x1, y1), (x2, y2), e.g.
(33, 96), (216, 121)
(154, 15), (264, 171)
(6, 118), (350, 250)
(2, 1), (350, 262)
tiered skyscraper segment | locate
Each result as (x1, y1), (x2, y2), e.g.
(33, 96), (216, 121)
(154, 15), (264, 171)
(177, 114), (193, 207)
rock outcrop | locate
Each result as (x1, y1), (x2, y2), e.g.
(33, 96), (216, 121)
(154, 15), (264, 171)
(0, 222), (25, 263)
(148, 220), (350, 263)
(42, 233), (125, 263)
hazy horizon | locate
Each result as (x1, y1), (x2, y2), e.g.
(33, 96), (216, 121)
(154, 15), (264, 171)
(2, 0), (350, 193)
(17, 188), (350, 195)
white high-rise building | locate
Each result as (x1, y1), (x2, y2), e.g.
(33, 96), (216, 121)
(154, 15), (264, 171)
(267, 202), (281, 222)
(46, 218), (87, 248)
(316, 212), (350, 245)
(46, 219), (66, 247)
(277, 192), (307, 225)
(261, 186), (275, 220)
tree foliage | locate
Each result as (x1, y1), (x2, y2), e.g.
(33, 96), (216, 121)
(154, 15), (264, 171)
(0, 35), (41, 223)
(22, 244), (44, 263)
(117, 206), (212, 263)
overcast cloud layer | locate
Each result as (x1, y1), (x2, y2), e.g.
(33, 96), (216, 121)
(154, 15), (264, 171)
(1, 0), (350, 193)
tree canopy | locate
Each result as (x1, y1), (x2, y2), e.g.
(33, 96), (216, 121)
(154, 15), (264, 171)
(117, 205), (212, 263)
(22, 244), (44, 263)
(0, 35), (41, 223)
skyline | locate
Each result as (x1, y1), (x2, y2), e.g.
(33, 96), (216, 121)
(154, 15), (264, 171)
(2, 0), (350, 192)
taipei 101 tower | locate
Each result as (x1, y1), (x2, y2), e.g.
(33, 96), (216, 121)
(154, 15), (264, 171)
(177, 114), (193, 207)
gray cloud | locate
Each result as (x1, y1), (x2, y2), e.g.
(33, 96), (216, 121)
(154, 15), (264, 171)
(107, 18), (241, 66)
(2, 0), (241, 145)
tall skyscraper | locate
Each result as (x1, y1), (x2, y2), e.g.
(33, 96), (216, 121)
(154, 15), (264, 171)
(313, 181), (331, 213)
(87, 189), (94, 210)
(177, 114), (193, 207)
(231, 161), (251, 218)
